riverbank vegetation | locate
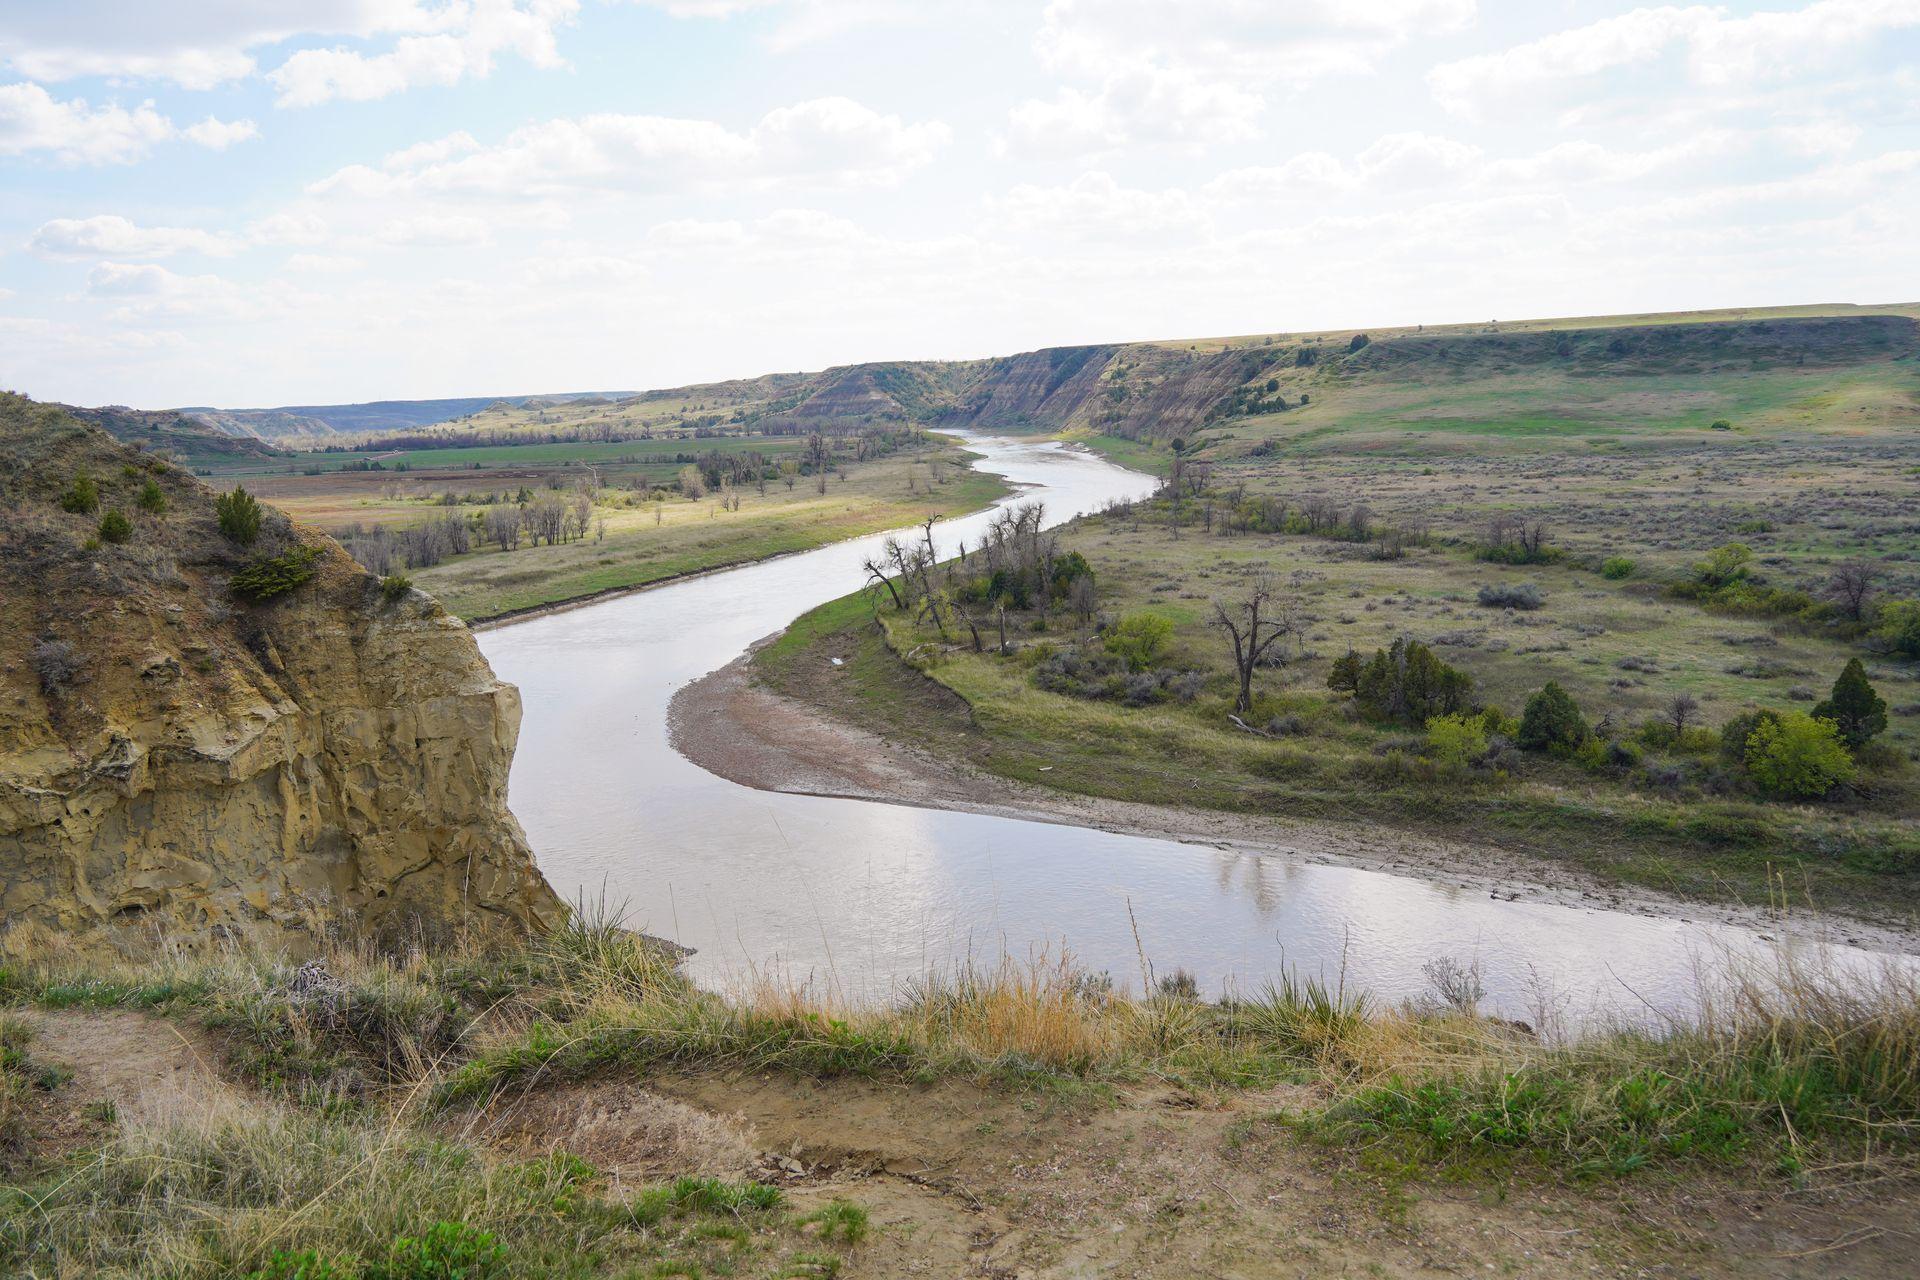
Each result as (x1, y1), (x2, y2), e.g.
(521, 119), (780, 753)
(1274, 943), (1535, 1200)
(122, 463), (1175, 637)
(3, 911), (1918, 1275)
(762, 484), (1919, 917)
(199, 429), (1006, 621)
(742, 315), (1920, 921)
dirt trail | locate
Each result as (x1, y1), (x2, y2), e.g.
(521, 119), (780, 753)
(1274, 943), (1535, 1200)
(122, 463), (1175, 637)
(22, 1009), (234, 1121)
(634, 1069), (1920, 1279)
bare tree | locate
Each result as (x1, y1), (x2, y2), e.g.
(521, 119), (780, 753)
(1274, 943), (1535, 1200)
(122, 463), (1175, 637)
(1665, 692), (1700, 736)
(1068, 574), (1097, 631)
(1825, 560), (1876, 621)
(485, 505), (522, 552)
(862, 553), (904, 610)
(1210, 575), (1296, 713)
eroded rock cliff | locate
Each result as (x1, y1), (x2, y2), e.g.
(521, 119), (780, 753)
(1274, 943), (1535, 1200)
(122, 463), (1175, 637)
(0, 395), (564, 950)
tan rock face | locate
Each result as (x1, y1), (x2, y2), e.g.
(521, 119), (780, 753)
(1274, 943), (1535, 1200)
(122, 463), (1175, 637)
(0, 395), (564, 950)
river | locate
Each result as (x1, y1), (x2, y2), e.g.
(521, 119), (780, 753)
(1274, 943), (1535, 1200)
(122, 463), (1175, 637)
(478, 433), (1903, 1026)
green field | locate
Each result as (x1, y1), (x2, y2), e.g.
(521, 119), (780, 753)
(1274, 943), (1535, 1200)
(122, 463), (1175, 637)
(204, 433), (806, 478)
(419, 458), (1006, 622)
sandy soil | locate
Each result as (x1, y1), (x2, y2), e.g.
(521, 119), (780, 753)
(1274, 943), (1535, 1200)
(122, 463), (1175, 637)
(671, 645), (1920, 957)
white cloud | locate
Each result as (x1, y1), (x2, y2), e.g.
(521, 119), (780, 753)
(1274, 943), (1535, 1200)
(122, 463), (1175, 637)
(86, 261), (184, 296)
(0, 83), (256, 164)
(31, 215), (241, 259)
(0, 2), (454, 89)
(1204, 153), (1354, 201)
(384, 131), (480, 170)
(520, 251), (646, 284)
(1006, 65), (1263, 154)
(285, 252), (366, 273)
(0, 83), (175, 164)
(991, 171), (1209, 237)
(314, 97), (949, 196)
(1353, 133), (1484, 187)
(377, 214), (494, 246)
(1429, 0), (1920, 117)
(1008, 0), (1475, 153)
(247, 213), (332, 246)
(183, 116), (261, 150)
(269, 0), (579, 107)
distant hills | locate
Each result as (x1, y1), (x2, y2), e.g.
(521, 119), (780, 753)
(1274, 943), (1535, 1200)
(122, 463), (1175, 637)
(77, 300), (1920, 453)
(56, 402), (281, 462)
(179, 391), (637, 440)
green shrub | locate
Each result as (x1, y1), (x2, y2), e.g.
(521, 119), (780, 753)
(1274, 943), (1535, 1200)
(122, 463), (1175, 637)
(59, 470), (99, 514)
(231, 545), (321, 602)
(216, 485), (265, 546)
(364, 1222), (506, 1280)
(1424, 713), (1487, 766)
(1745, 713), (1854, 799)
(1719, 709), (1782, 766)
(1353, 637), (1473, 725)
(1710, 418), (1733, 430)
(1600, 556), (1634, 580)
(1875, 600), (1920, 658)
(1326, 650), (1363, 693)
(381, 574), (414, 602)
(137, 478), (168, 514)
(1517, 682), (1589, 755)
(246, 1250), (355, 1280)
(97, 510), (132, 544)
(1813, 659), (1887, 748)
(1103, 612), (1174, 670)
(1693, 543), (1752, 591)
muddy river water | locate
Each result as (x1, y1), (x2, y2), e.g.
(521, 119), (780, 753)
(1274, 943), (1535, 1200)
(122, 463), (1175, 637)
(479, 434), (1905, 1025)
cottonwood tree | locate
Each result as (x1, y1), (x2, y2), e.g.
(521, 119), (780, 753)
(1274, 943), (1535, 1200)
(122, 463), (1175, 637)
(485, 505), (522, 551)
(1210, 574), (1296, 713)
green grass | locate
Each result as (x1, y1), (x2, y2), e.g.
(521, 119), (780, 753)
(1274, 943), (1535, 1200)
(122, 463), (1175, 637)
(5, 909), (1919, 1199)
(421, 465), (1008, 622)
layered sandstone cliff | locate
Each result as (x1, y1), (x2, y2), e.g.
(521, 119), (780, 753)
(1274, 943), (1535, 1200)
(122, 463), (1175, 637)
(0, 395), (563, 949)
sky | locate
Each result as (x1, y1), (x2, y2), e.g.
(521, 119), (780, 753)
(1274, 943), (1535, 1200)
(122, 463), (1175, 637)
(1, 0), (1916, 410)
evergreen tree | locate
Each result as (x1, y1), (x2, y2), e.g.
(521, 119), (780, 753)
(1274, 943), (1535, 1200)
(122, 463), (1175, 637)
(1517, 682), (1589, 754)
(1813, 659), (1887, 748)
(215, 485), (263, 545)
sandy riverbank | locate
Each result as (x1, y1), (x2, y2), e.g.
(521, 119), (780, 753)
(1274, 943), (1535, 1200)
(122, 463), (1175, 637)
(670, 643), (1920, 958)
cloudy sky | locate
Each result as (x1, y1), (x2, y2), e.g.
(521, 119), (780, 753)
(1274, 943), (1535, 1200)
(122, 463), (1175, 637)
(1, 1), (1916, 409)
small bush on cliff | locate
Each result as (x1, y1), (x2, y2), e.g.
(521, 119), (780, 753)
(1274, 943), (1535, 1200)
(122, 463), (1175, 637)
(216, 485), (264, 546)
(380, 574), (414, 603)
(231, 544), (320, 602)
(136, 477), (168, 515)
(97, 510), (132, 544)
(31, 638), (80, 695)
(58, 470), (98, 514)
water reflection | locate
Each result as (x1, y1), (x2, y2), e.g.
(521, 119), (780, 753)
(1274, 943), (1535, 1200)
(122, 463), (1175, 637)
(480, 435), (1908, 1025)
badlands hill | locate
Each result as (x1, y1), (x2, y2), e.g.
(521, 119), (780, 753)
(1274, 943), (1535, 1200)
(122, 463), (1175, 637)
(0, 394), (561, 949)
